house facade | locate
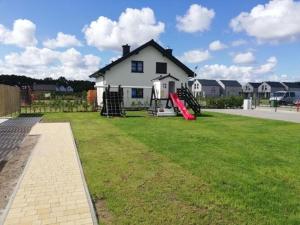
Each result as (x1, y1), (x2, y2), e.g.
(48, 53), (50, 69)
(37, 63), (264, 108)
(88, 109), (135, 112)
(191, 79), (221, 97)
(243, 82), (261, 98)
(258, 81), (285, 98)
(218, 80), (242, 96)
(90, 40), (194, 107)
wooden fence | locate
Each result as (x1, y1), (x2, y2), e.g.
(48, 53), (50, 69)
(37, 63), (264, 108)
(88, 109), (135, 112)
(0, 84), (20, 117)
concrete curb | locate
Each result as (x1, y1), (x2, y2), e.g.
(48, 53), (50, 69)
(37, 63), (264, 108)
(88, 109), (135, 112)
(68, 122), (98, 225)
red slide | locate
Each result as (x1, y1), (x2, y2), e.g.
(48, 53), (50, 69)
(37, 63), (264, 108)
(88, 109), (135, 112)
(169, 93), (195, 120)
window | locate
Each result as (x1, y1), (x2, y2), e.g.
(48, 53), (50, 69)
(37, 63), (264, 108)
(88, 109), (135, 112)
(156, 62), (167, 74)
(131, 88), (143, 98)
(131, 61), (143, 73)
(163, 83), (167, 88)
(290, 92), (295, 97)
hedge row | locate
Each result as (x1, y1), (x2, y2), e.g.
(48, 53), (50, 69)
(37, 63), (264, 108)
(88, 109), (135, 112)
(203, 96), (244, 109)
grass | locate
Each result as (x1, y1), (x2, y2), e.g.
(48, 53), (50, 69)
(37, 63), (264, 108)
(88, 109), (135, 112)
(43, 111), (300, 225)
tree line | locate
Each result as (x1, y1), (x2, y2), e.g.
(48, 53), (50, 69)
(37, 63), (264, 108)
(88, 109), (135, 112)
(0, 74), (95, 92)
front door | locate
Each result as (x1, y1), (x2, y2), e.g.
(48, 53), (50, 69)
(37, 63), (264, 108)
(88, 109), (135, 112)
(168, 81), (175, 94)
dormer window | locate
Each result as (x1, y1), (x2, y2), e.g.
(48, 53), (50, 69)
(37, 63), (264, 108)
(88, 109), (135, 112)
(131, 61), (143, 73)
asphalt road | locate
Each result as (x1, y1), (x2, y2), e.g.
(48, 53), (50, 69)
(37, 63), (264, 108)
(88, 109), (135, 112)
(204, 108), (300, 123)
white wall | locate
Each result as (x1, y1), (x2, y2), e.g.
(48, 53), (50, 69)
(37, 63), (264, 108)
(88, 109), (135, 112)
(95, 45), (189, 107)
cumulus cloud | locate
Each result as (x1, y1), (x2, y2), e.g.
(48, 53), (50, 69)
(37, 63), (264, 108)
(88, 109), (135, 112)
(180, 49), (211, 64)
(197, 56), (278, 82)
(209, 40), (227, 51)
(176, 4), (215, 33)
(230, 0), (300, 42)
(231, 39), (248, 47)
(43, 32), (82, 49)
(0, 47), (100, 80)
(233, 52), (256, 64)
(254, 56), (277, 74)
(83, 7), (165, 51)
(0, 19), (37, 47)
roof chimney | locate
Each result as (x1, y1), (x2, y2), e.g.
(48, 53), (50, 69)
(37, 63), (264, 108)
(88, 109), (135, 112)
(166, 48), (173, 55)
(122, 44), (130, 56)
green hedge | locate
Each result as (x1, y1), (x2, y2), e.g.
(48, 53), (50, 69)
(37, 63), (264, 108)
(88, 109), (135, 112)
(204, 96), (244, 109)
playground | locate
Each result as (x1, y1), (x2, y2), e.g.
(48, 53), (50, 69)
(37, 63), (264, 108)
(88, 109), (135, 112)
(44, 111), (300, 225)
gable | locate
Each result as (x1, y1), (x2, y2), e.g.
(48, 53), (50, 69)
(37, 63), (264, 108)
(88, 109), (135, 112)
(90, 39), (194, 78)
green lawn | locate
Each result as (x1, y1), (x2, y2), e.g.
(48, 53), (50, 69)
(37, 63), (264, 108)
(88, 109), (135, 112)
(43, 111), (300, 225)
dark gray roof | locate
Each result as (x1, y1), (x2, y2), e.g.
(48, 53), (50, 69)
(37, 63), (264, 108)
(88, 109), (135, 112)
(248, 82), (262, 88)
(151, 74), (179, 81)
(90, 39), (195, 78)
(32, 84), (56, 91)
(197, 79), (220, 86)
(282, 82), (300, 88)
(188, 80), (194, 87)
(265, 81), (285, 88)
(220, 80), (242, 87)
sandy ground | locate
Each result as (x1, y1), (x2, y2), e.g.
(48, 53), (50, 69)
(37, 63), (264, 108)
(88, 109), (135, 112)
(0, 135), (38, 219)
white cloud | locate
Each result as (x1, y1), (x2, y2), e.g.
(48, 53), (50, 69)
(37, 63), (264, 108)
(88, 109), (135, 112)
(197, 56), (278, 82)
(233, 52), (256, 64)
(209, 40), (227, 51)
(230, 0), (300, 42)
(109, 55), (121, 63)
(180, 49), (211, 64)
(0, 47), (100, 80)
(231, 39), (248, 47)
(0, 19), (37, 48)
(83, 7), (165, 51)
(43, 32), (82, 49)
(254, 56), (277, 74)
(176, 4), (215, 33)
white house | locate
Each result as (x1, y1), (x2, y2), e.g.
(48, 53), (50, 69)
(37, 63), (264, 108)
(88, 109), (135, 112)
(190, 79), (221, 97)
(90, 40), (194, 107)
(242, 82), (261, 98)
(258, 81), (285, 98)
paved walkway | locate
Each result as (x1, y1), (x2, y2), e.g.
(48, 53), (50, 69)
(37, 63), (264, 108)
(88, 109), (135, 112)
(2, 123), (96, 225)
(205, 108), (300, 123)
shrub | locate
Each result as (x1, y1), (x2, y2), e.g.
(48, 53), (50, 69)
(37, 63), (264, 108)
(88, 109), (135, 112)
(204, 96), (243, 109)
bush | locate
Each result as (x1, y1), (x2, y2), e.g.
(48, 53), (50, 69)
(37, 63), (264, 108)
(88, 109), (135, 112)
(204, 96), (243, 109)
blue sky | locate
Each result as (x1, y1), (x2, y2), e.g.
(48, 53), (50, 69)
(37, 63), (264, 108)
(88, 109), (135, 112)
(0, 0), (299, 82)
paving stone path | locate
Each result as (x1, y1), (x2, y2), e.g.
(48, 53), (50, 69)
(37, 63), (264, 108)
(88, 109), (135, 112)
(0, 117), (41, 162)
(2, 123), (96, 225)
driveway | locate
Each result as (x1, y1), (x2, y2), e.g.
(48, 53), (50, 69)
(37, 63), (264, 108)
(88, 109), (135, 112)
(204, 108), (300, 123)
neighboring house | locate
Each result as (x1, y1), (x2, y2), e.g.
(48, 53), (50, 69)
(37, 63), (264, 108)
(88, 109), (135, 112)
(32, 84), (56, 97)
(56, 85), (66, 92)
(56, 85), (74, 93)
(66, 86), (74, 92)
(191, 79), (221, 97)
(243, 82), (262, 98)
(282, 82), (300, 92)
(218, 80), (242, 96)
(258, 81), (285, 98)
(90, 39), (194, 107)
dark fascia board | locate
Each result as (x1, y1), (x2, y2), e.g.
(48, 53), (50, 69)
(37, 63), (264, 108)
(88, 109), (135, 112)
(89, 39), (195, 78)
(151, 74), (179, 81)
